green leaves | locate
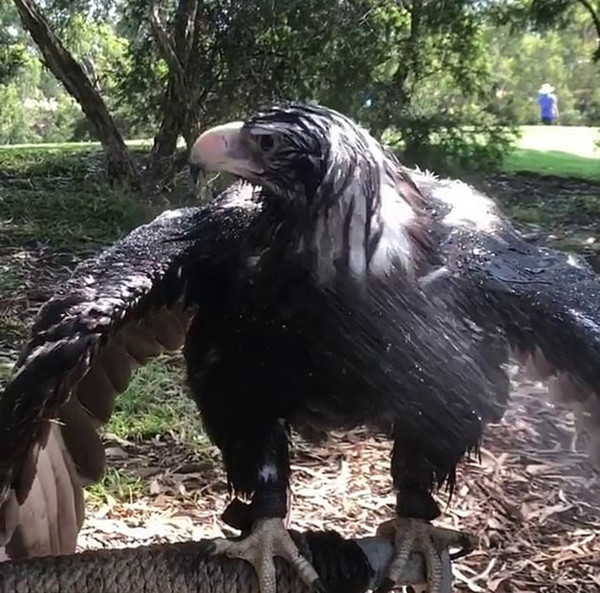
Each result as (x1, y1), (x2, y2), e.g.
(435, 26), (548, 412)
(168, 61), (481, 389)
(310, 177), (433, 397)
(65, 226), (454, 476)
(6, 0), (597, 178)
(0, 42), (26, 84)
(528, 0), (600, 61)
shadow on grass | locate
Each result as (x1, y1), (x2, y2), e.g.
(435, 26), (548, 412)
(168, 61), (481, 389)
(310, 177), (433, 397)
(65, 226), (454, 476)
(503, 149), (600, 182)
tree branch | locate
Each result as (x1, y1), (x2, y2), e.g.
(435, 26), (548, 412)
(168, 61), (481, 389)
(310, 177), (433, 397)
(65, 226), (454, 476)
(172, 0), (200, 70)
(148, 0), (186, 94)
(575, 0), (600, 60)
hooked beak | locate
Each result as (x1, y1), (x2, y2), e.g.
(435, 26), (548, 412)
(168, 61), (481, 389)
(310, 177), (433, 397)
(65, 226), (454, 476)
(188, 121), (264, 183)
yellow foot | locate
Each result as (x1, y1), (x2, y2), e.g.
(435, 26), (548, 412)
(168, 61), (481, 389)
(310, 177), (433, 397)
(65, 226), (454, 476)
(213, 517), (324, 593)
(375, 517), (477, 593)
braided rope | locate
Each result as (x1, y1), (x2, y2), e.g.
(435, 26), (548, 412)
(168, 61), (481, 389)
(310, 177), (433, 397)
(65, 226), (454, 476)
(0, 530), (430, 593)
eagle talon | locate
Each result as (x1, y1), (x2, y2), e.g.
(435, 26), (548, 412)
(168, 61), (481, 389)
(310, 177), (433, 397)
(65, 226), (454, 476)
(212, 517), (322, 593)
(376, 517), (475, 593)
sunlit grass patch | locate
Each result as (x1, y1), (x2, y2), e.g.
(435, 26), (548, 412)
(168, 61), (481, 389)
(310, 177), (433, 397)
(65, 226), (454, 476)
(517, 125), (599, 159)
(106, 355), (201, 443)
(503, 149), (600, 182)
(86, 467), (146, 506)
(502, 125), (600, 181)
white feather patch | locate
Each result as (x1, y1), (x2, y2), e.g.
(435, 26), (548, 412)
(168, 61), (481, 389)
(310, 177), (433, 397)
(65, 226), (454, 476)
(369, 181), (415, 275)
(258, 463), (278, 483)
(434, 180), (499, 232)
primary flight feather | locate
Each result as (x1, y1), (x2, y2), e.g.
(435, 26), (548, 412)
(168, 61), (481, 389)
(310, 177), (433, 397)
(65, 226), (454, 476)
(0, 103), (598, 593)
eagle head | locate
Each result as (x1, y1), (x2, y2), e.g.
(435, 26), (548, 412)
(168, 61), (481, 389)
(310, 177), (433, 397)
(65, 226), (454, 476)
(190, 103), (420, 279)
(189, 103), (389, 209)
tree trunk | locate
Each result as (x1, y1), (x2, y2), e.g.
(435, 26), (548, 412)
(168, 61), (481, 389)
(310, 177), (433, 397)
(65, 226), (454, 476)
(148, 99), (202, 184)
(146, 0), (198, 181)
(12, 0), (139, 185)
(147, 0), (216, 184)
(148, 81), (185, 181)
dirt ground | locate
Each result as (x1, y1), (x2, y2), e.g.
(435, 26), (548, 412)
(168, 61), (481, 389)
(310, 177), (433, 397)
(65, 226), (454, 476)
(0, 173), (599, 592)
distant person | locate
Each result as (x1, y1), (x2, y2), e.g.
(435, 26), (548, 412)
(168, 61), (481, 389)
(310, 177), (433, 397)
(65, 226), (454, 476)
(538, 83), (559, 125)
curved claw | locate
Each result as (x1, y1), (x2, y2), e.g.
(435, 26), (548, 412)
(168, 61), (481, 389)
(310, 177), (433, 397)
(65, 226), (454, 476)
(375, 518), (476, 593)
(212, 517), (323, 593)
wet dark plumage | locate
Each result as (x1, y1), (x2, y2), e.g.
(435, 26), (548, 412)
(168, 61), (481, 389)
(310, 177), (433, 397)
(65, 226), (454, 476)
(0, 103), (599, 558)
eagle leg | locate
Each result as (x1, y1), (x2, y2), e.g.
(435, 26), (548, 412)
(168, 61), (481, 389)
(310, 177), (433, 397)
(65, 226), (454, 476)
(213, 518), (324, 593)
(210, 420), (324, 593)
(375, 517), (476, 593)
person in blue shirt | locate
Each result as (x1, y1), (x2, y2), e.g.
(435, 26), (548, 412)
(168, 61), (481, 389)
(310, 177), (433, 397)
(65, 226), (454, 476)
(538, 83), (559, 125)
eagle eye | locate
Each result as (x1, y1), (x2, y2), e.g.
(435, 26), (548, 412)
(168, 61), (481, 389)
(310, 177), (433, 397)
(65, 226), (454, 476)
(257, 134), (276, 153)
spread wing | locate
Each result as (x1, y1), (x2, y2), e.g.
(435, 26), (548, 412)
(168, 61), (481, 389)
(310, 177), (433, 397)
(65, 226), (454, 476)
(470, 234), (600, 468)
(414, 171), (600, 470)
(0, 181), (259, 559)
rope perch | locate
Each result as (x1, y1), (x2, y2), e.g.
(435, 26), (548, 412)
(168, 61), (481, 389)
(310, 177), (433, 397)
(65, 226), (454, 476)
(0, 529), (455, 593)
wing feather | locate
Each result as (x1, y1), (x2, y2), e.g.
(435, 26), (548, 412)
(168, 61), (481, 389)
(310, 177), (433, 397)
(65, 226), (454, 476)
(482, 246), (600, 468)
(0, 181), (260, 558)
(413, 171), (600, 470)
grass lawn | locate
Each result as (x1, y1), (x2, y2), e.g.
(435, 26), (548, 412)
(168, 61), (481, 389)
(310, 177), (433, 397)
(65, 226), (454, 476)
(503, 125), (600, 181)
(0, 146), (144, 247)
